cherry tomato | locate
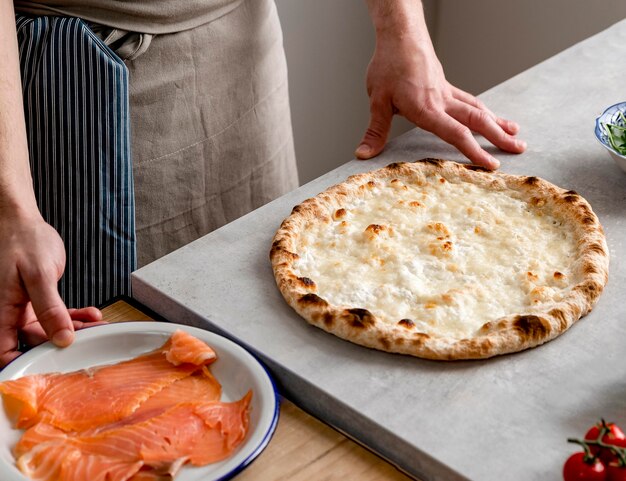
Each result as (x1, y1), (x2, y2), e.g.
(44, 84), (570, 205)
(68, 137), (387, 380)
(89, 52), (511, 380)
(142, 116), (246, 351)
(563, 452), (606, 481)
(586, 422), (626, 463)
(603, 439), (626, 465)
(607, 463), (626, 481)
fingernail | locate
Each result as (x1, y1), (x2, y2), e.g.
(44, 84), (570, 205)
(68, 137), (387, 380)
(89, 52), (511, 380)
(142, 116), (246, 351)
(355, 144), (372, 158)
(490, 157), (501, 169)
(52, 329), (74, 347)
(516, 140), (527, 150)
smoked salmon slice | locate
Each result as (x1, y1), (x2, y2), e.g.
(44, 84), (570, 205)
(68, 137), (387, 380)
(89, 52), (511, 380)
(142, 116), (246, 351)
(0, 330), (252, 481)
(17, 443), (144, 481)
(13, 367), (223, 456)
(0, 330), (216, 431)
(16, 395), (252, 481)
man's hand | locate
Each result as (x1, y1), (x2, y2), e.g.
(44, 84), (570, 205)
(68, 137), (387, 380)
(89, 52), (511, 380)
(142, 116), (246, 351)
(358, 0), (526, 170)
(0, 1), (103, 368)
(0, 210), (103, 367)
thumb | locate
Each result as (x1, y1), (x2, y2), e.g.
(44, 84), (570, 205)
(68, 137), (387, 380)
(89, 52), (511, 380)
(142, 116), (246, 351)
(355, 97), (393, 160)
(22, 267), (74, 347)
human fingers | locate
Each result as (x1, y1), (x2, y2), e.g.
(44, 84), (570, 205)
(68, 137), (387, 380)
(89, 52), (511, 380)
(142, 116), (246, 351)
(355, 96), (394, 160)
(0, 307), (23, 367)
(446, 100), (526, 154)
(0, 304), (27, 367)
(449, 86), (520, 135)
(20, 266), (74, 348)
(412, 108), (500, 170)
(17, 307), (105, 348)
(0, 346), (20, 367)
(68, 307), (103, 323)
(69, 307), (106, 330)
(18, 313), (48, 348)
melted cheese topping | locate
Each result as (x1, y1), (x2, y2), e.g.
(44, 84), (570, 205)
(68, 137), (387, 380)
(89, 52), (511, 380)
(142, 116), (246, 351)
(293, 176), (580, 339)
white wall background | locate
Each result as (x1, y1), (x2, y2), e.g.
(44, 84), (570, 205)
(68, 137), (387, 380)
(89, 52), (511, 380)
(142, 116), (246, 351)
(276, 1), (626, 184)
(432, 0), (626, 95)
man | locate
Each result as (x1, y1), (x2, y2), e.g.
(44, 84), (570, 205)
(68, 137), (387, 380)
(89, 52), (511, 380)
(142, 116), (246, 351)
(0, 0), (525, 366)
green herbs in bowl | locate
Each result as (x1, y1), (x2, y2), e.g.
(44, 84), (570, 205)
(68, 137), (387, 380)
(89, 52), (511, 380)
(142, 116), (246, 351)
(603, 111), (626, 155)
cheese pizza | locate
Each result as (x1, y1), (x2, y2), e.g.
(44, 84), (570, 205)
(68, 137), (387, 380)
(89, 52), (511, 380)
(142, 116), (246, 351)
(270, 159), (609, 360)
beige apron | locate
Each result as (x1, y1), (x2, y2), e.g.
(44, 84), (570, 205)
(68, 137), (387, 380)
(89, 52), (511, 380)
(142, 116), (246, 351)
(125, 0), (298, 266)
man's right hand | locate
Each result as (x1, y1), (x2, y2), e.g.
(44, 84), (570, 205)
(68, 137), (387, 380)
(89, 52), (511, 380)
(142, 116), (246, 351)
(0, 210), (102, 367)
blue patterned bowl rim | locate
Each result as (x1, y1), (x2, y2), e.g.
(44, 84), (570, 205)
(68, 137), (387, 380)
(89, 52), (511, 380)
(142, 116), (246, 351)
(595, 101), (626, 159)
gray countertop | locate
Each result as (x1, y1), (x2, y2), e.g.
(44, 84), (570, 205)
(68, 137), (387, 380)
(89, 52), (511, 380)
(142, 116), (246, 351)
(132, 19), (626, 481)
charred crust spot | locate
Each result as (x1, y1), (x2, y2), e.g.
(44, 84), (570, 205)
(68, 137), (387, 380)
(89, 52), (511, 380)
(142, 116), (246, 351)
(524, 176), (540, 185)
(583, 263), (598, 275)
(587, 243), (606, 255)
(581, 216), (596, 225)
(553, 271), (564, 280)
(346, 308), (375, 328)
(420, 158), (443, 166)
(365, 224), (385, 235)
(412, 333), (430, 346)
(280, 250), (299, 261)
(479, 321), (494, 334)
(439, 177), (446, 183)
(562, 190), (581, 203)
(367, 180), (376, 188)
(527, 271), (539, 281)
(298, 293), (328, 307)
(575, 282), (600, 296)
(386, 162), (405, 170)
(298, 277), (316, 288)
(426, 222), (450, 236)
(549, 308), (568, 330)
(291, 204), (304, 214)
(269, 240), (283, 257)
(269, 245), (280, 259)
(323, 312), (334, 327)
(398, 319), (415, 329)
(378, 335), (391, 350)
(333, 208), (347, 220)
(513, 315), (551, 340)
(270, 244), (299, 262)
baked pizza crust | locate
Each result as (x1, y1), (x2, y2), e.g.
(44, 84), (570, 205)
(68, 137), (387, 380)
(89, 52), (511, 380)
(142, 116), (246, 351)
(270, 159), (609, 360)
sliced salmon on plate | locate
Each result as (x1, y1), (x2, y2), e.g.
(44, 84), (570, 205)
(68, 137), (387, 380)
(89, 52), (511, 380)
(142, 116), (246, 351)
(0, 330), (252, 481)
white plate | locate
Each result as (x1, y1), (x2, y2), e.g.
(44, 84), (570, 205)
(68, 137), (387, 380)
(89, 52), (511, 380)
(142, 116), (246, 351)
(0, 321), (279, 481)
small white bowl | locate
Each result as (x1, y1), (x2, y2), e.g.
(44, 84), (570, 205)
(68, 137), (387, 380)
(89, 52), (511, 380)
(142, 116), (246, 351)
(595, 101), (626, 173)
